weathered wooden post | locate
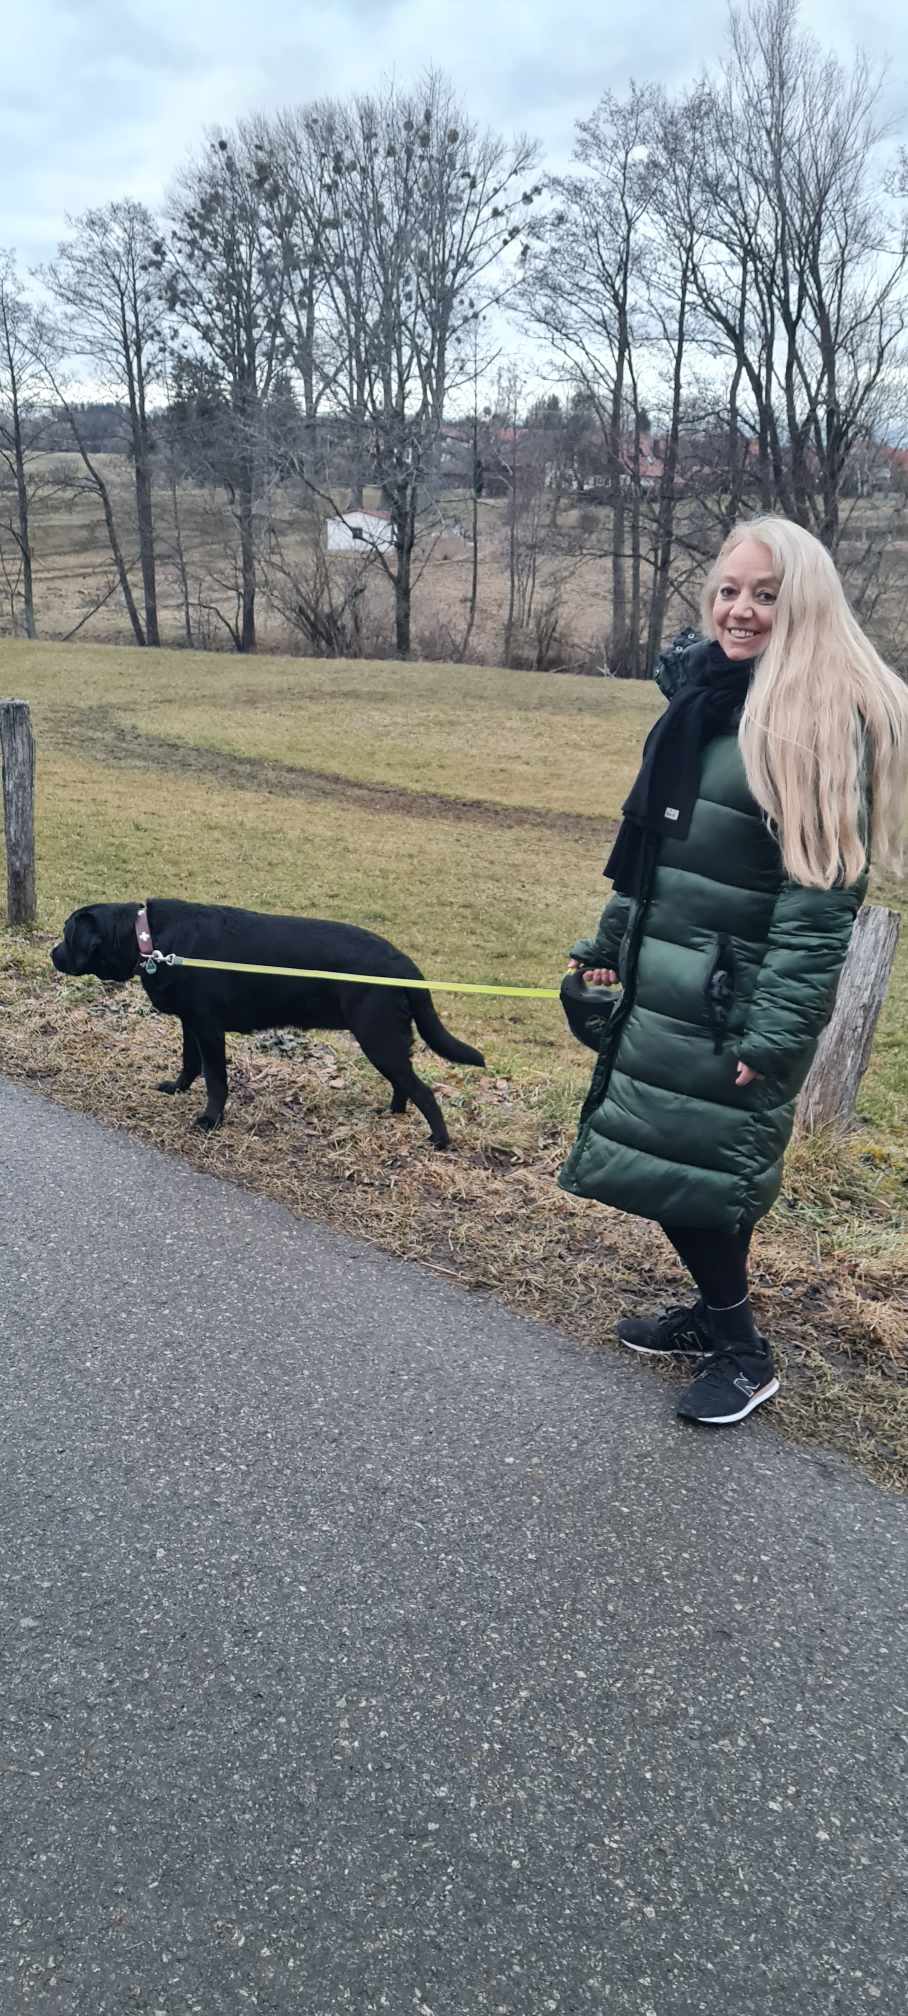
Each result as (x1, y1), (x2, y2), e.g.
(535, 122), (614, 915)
(796, 903), (901, 1135)
(0, 698), (36, 927)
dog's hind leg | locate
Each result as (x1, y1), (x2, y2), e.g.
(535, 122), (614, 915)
(390, 1063), (450, 1149)
(157, 1020), (203, 1097)
(349, 1000), (451, 1149)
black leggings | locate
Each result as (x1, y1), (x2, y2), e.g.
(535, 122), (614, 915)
(660, 1221), (754, 1307)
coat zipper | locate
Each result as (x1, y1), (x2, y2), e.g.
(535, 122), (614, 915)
(704, 934), (737, 1054)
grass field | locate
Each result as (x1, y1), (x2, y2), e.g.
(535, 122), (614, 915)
(1, 638), (907, 1487)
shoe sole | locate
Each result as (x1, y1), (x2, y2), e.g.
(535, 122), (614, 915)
(678, 1376), (780, 1426)
(616, 1323), (710, 1359)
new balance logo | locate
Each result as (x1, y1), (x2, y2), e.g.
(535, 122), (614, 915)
(733, 1375), (758, 1396)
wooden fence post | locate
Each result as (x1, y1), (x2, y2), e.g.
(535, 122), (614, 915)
(0, 699), (36, 927)
(796, 903), (901, 1135)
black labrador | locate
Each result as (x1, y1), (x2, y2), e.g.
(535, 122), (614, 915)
(51, 899), (485, 1147)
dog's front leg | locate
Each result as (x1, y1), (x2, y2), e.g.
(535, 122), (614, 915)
(192, 1026), (229, 1131)
(157, 1020), (203, 1097)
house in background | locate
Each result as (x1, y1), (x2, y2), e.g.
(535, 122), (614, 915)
(326, 510), (394, 554)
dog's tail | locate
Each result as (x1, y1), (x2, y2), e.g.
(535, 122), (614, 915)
(411, 990), (485, 1068)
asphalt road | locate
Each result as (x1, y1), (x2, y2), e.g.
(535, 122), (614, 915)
(1, 1075), (907, 2016)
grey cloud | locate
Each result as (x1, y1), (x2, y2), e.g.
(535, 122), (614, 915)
(2, 0), (903, 272)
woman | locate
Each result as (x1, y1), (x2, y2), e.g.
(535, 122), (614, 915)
(560, 516), (908, 1428)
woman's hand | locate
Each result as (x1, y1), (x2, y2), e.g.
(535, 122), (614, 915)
(568, 959), (618, 986)
(735, 1061), (763, 1088)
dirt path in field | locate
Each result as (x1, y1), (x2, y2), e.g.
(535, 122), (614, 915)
(47, 706), (619, 840)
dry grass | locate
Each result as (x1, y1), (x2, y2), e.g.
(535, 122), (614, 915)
(13, 457), (908, 676)
(14, 456), (616, 662)
(1, 633), (906, 1491)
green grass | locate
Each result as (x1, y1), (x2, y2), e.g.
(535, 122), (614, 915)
(119, 668), (655, 816)
(5, 638), (656, 816)
(1, 640), (651, 1084)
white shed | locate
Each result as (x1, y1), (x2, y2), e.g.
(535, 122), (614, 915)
(326, 510), (394, 554)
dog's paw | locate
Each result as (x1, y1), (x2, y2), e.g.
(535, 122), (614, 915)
(157, 1079), (181, 1095)
(432, 1137), (452, 1153)
(194, 1112), (223, 1132)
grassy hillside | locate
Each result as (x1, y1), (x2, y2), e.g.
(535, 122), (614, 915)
(0, 640), (660, 1079)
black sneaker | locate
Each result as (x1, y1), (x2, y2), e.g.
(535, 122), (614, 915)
(676, 1344), (779, 1426)
(616, 1302), (712, 1358)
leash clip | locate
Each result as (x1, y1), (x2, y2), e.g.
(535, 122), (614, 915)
(141, 949), (179, 976)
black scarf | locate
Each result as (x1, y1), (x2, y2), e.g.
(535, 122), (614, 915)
(604, 641), (753, 900)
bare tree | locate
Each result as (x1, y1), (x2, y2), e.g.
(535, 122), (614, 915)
(43, 202), (164, 644)
(640, 92), (712, 667)
(157, 132), (287, 651)
(458, 328), (489, 659)
(672, 0), (908, 555)
(155, 354), (197, 646)
(495, 369), (547, 662)
(252, 104), (348, 487)
(526, 86), (661, 674)
(0, 255), (51, 637)
(261, 74), (541, 656)
(31, 332), (148, 648)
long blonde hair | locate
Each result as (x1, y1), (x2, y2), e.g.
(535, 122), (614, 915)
(700, 516), (908, 888)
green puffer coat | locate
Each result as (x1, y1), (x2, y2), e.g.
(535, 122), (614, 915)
(559, 641), (868, 1231)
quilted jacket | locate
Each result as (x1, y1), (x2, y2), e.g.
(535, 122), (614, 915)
(559, 638), (867, 1231)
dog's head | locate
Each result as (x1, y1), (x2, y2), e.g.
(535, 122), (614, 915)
(51, 904), (140, 984)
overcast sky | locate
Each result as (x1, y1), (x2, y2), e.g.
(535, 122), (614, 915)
(2, 0), (904, 274)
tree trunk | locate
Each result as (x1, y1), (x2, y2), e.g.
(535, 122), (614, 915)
(299, 282), (323, 483)
(608, 365), (627, 673)
(97, 474), (146, 648)
(134, 455), (160, 645)
(169, 476), (194, 647)
(121, 273), (161, 645)
(394, 541), (412, 656)
(238, 472), (257, 653)
(347, 377), (368, 509)
(388, 477), (416, 658)
(796, 905), (901, 1135)
(628, 406), (642, 678)
(127, 351), (160, 645)
(504, 457), (518, 669)
(56, 392), (146, 645)
(460, 415), (480, 660)
(0, 698), (36, 925)
(11, 393), (36, 639)
(645, 264), (688, 675)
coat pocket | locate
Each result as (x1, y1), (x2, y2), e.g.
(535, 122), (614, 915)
(704, 935), (737, 1054)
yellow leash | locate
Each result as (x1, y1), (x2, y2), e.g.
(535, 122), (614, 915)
(147, 952), (561, 1000)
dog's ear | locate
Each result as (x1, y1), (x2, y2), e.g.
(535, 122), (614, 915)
(66, 907), (104, 974)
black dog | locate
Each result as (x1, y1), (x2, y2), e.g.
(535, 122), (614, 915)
(51, 899), (485, 1147)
